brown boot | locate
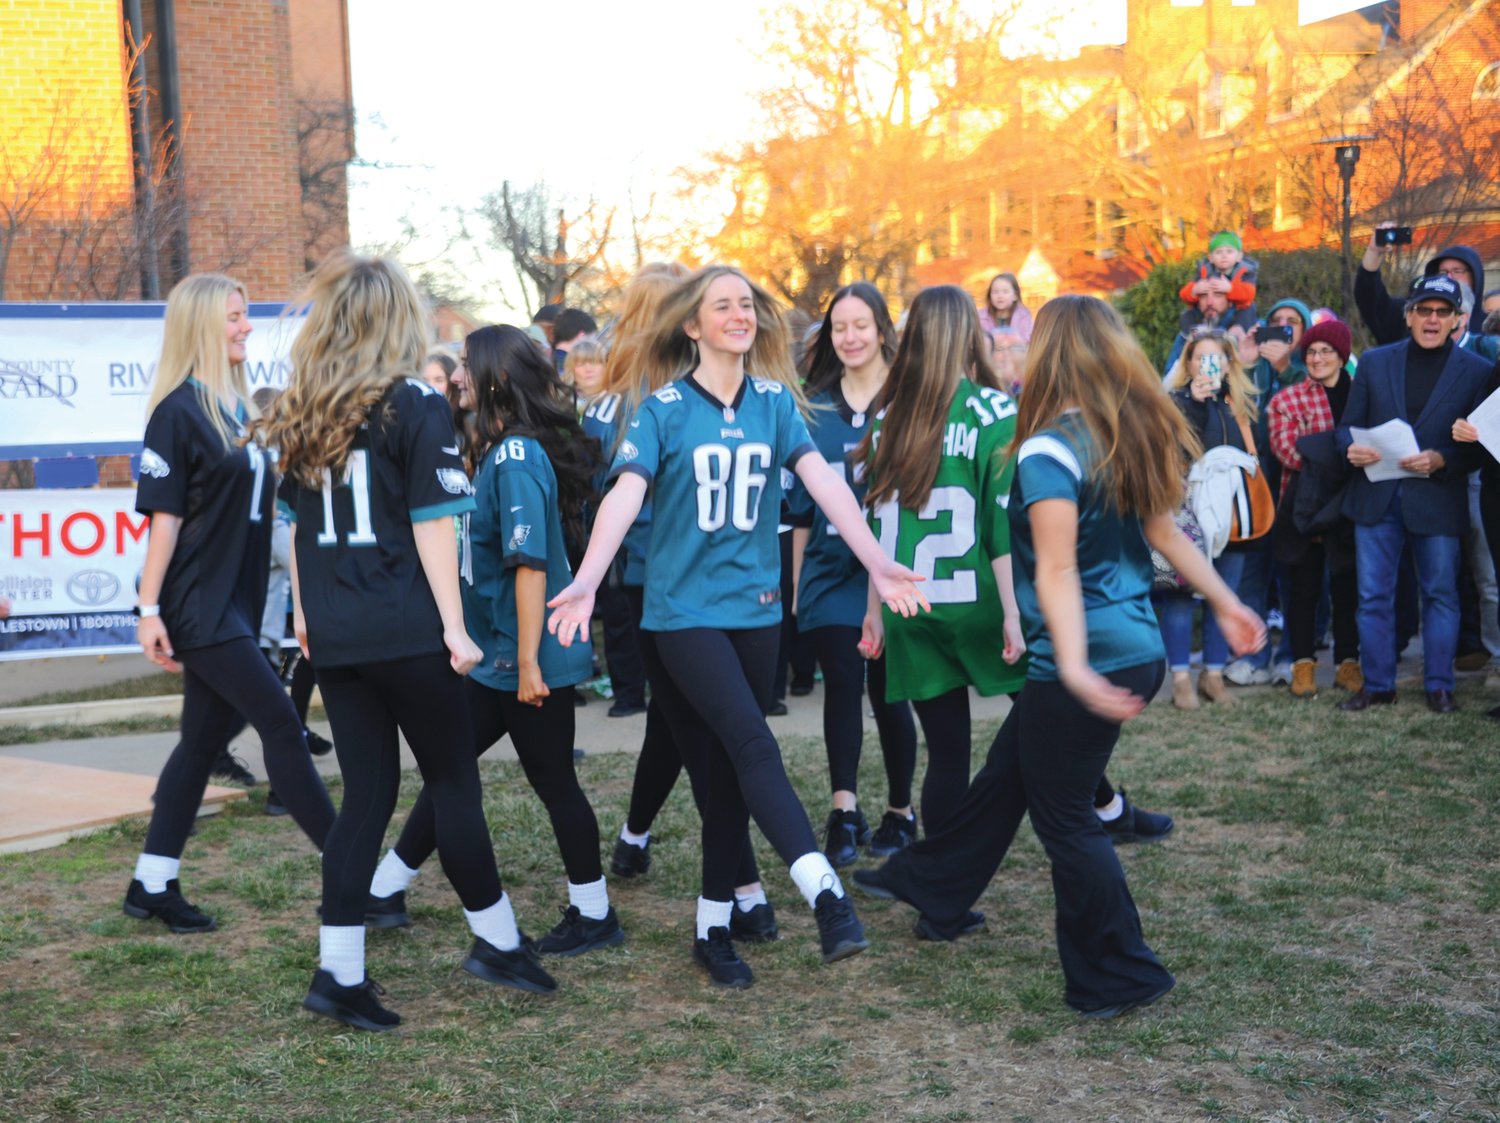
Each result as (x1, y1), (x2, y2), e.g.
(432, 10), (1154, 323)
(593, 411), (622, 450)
(1197, 669), (1235, 704)
(1171, 670), (1199, 710)
(1289, 658), (1318, 698)
(1334, 659), (1364, 693)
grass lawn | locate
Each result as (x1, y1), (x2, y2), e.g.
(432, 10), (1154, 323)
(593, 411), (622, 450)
(2, 680), (1497, 1122)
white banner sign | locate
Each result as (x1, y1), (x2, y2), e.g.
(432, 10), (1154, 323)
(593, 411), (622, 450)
(2, 488), (149, 615)
(0, 488), (149, 660)
(0, 303), (301, 458)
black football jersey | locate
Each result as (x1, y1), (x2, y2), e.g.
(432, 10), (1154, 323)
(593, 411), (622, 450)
(282, 378), (475, 668)
(136, 380), (274, 652)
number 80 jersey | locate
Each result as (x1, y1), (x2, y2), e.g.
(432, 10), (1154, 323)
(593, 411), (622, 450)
(610, 373), (815, 631)
(867, 379), (1028, 702)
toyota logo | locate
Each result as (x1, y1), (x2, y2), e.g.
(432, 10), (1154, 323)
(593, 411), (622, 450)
(67, 570), (120, 606)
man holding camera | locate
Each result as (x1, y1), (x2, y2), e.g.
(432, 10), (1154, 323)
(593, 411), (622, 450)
(1336, 274), (1494, 713)
(1356, 224), (1487, 345)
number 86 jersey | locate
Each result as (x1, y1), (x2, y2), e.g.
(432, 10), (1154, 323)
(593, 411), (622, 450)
(610, 374), (815, 632)
(866, 379), (1028, 702)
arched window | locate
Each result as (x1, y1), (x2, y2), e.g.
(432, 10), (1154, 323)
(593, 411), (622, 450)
(1475, 62), (1500, 100)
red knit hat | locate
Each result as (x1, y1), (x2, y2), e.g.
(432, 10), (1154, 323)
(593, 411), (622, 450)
(1299, 318), (1352, 364)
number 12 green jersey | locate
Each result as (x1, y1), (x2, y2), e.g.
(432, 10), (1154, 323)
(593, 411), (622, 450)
(867, 379), (1027, 702)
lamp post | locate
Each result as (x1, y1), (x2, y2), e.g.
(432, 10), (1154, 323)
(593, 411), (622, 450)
(1316, 134), (1376, 319)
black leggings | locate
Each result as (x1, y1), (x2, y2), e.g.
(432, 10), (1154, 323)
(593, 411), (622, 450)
(910, 687), (1119, 836)
(879, 664), (1173, 1011)
(318, 653), (502, 926)
(908, 687), (977, 837)
(147, 636), (334, 857)
(1287, 540), (1358, 663)
(289, 653), (317, 721)
(395, 679), (602, 885)
(623, 588), (760, 888)
(646, 625), (817, 902)
(598, 559), (647, 709)
(808, 625), (916, 805)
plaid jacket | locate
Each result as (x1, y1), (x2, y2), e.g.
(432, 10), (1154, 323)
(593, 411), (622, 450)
(1266, 377), (1335, 498)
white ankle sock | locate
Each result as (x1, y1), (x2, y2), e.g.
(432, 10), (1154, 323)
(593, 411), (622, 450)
(133, 853), (180, 894)
(319, 925), (365, 986)
(369, 850), (419, 899)
(619, 825), (649, 847)
(789, 852), (844, 909)
(1096, 794), (1125, 822)
(568, 877), (610, 921)
(696, 896), (733, 940)
(734, 887), (768, 913)
(464, 893), (521, 952)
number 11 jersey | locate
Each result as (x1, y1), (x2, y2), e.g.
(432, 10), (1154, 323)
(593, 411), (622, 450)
(867, 379), (1028, 702)
(281, 378), (476, 668)
(610, 373), (815, 632)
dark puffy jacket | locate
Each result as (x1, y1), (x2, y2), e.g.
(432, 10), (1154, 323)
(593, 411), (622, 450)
(1354, 243), (1486, 345)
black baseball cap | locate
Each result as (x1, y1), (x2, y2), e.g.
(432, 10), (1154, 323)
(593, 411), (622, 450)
(1406, 274), (1462, 310)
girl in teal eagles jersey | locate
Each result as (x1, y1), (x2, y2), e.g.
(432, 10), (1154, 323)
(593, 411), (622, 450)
(549, 266), (929, 989)
(858, 296), (1263, 1016)
(367, 325), (625, 959)
(790, 283), (919, 867)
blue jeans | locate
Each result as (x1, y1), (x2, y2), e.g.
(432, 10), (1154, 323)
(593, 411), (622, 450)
(1155, 551), (1246, 671)
(1354, 491), (1461, 693)
(1234, 544), (1293, 668)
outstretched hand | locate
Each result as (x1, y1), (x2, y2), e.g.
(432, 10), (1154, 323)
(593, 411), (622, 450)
(871, 560), (929, 618)
(547, 581), (596, 648)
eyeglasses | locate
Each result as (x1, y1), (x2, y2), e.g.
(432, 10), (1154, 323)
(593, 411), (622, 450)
(1410, 305), (1458, 319)
(1304, 346), (1340, 358)
(1437, 265), (1472, 279)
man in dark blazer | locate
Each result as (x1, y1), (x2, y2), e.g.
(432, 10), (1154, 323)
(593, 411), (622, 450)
(1336, 274), (1495, 712)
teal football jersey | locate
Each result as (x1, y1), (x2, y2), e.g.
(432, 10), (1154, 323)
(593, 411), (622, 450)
(1009, 413), (1164, 682)
(787, 384), (873, 632)
(464, 434), (593, 691)
(867, 379), (1028, 702)
(610, 373), (815, 631)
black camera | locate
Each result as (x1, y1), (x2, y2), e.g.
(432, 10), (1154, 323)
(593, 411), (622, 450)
(1256, 323), (1295, 345)
(1375, 226), (1414, 246)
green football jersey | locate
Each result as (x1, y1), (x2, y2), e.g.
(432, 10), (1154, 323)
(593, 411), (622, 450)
(867, 379), (1027, 702)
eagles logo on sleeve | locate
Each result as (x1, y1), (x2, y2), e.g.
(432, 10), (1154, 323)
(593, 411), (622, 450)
(436, 467), (474, 496)
(508, 524), (532, 550)
(140, 448), (171, 478)
(619, 440), (639, 462)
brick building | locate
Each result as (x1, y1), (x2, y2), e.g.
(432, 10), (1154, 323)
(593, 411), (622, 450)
(0, 0), (353, 303)
(897, 0), (1500, 301)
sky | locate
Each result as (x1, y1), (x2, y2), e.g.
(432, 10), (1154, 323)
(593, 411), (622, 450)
(346, 0), (1372, 318)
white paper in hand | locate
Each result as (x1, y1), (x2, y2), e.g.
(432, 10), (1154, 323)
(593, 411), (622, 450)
(1466, 384), (1500, 465)
(1351, 419), (1421, 482)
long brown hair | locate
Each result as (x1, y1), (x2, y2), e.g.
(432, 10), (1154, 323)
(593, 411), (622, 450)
(1014, 295), (1200, 517)
(859, 285), (1000, 513)
(637, 265), (807, 413)
(255, 251), (431, 487)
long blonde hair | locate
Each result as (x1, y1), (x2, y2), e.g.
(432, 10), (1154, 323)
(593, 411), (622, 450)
(603, 262), (690, 410)
(1163, 327), (1259, 425)
(1014, 296), (1200, 517)
(859, 285), (1001, 513)
(146, 273), (253, 448)
(637, 265), (807, 413)
(256, 251), (432, 487)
